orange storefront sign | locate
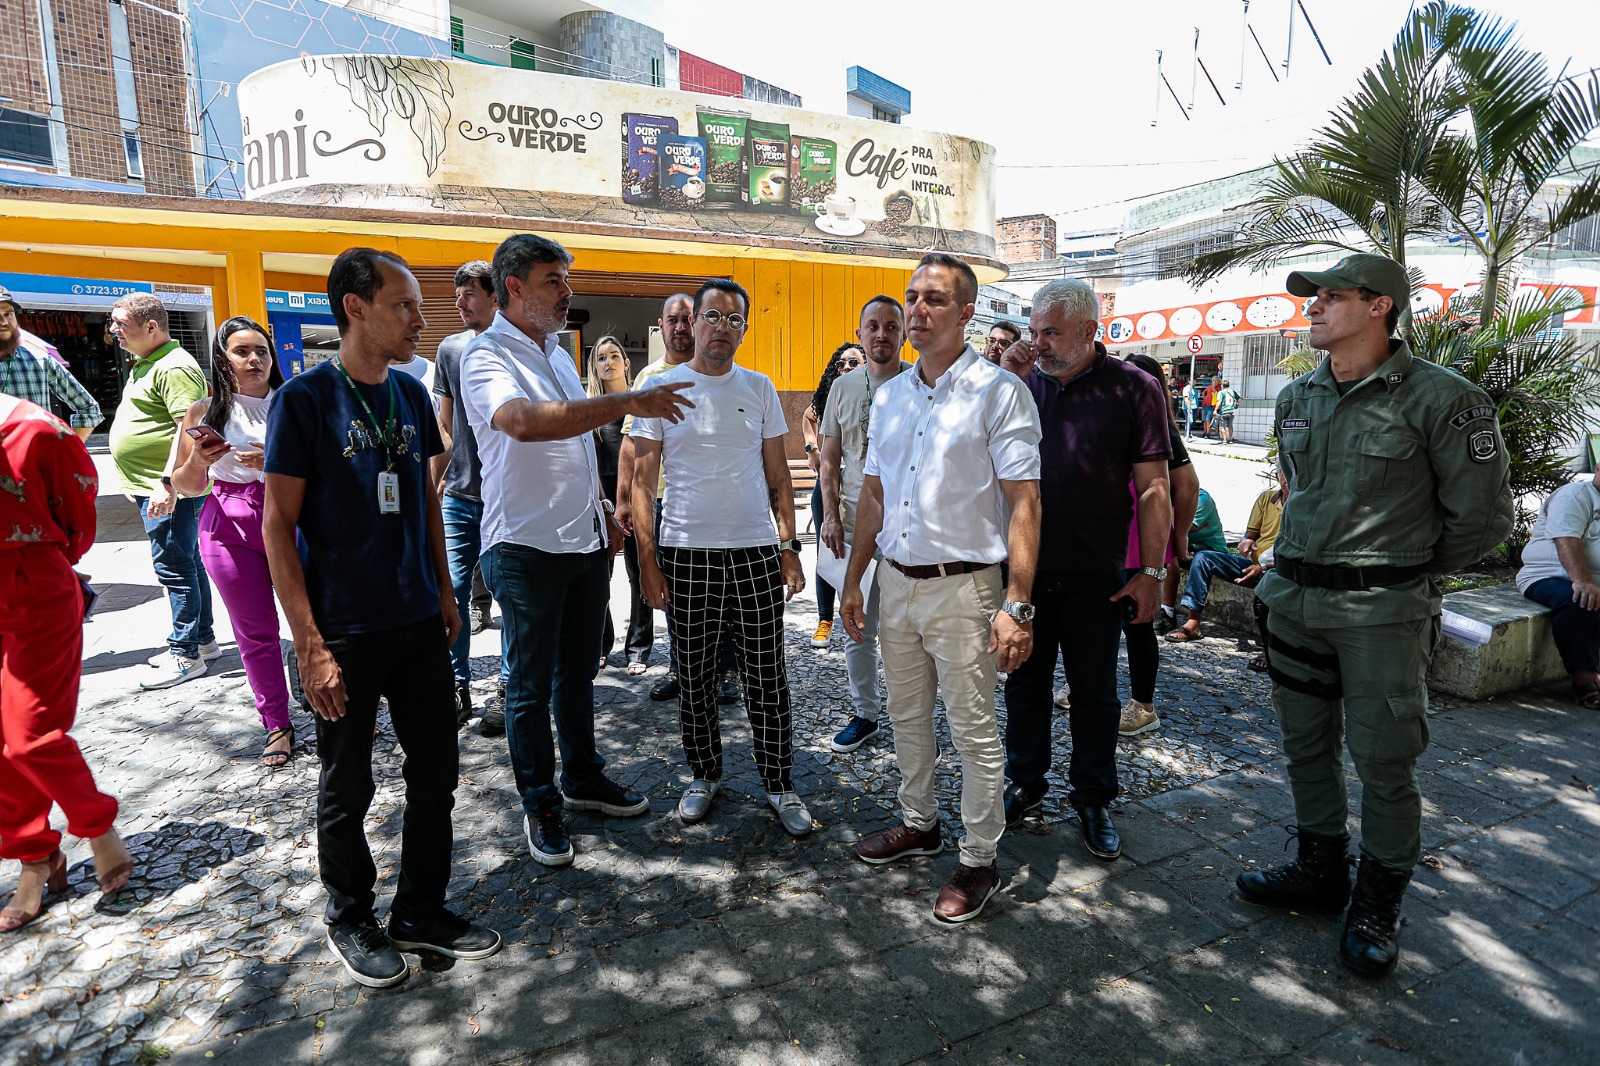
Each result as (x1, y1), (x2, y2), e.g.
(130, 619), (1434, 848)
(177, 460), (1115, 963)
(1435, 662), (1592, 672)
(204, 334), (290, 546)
(1101, 283), (1598, 344)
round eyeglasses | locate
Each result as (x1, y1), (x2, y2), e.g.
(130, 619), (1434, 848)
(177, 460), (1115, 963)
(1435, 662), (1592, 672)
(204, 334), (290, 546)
(697, 309), (747, 331)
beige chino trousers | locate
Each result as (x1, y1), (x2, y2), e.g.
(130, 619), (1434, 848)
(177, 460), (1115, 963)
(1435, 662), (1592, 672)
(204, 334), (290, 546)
(877, 563), (1007, 867)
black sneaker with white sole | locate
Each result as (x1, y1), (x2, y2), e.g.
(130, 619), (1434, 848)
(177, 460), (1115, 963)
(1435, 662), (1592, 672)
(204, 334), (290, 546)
(327, 919), (408, 988)
(525, 811), (574, 866)
(562, 775), (649, 817)
(387, 909), (502, 960)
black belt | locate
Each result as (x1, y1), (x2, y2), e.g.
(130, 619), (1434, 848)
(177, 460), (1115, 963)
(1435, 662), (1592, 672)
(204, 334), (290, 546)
(887, 559), (996, 580)
(1275, 556), (1429, 591)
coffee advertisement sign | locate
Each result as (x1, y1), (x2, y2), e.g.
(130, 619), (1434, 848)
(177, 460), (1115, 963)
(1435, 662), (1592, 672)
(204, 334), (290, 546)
(237, 57), (997, 259)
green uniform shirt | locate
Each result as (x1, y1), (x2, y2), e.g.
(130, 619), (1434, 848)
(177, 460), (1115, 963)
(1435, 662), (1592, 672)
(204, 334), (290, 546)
(1256, 340), (1513, 628)
(108, 340), (207, 494)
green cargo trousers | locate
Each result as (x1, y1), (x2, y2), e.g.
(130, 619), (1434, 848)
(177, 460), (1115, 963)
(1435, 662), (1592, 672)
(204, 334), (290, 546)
(1264, 610), (1440, 870)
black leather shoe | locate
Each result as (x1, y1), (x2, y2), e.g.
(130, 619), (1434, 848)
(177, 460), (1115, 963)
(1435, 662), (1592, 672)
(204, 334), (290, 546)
(453, 683), (473, 727)
(649, 673), (680, 701)
(477, 681), (506, 737)
(1003, 783), (1044, 829)
(1073, 804), (1121, 861)
(717, 674), (741, 705)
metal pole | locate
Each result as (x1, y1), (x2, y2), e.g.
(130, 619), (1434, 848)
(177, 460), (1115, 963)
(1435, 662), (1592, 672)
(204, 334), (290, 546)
(1283, 0), (1295, 76)
(1237, 0), (1250, 90)
(1153, 50), (1163, 127)
(1190, 27), (1200, 111)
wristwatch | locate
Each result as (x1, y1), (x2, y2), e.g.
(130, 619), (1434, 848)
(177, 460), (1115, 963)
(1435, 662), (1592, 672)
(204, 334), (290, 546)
(600, 499), (615, 514)
(1140, 566), (1169, 582)
(160, 475), (173, 487)
(803, 443), (817, 454)
(779, 539), (803, 554)
(1002, 601), (1036, 624)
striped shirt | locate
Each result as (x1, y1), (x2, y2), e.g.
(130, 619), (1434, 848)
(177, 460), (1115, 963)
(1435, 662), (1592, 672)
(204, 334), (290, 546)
(0, 347), (103, 430)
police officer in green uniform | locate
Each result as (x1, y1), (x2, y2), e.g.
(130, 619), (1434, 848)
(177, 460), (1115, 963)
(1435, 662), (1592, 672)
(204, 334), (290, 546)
(1238, 253), (1513, 978)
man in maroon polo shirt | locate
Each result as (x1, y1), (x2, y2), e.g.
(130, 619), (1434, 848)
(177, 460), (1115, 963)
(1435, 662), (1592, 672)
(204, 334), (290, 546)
(998, 277), (1172, 861)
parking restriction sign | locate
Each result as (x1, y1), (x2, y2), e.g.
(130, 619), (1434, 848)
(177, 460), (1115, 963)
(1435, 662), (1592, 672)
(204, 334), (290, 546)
(1186, 334), (1204, 355)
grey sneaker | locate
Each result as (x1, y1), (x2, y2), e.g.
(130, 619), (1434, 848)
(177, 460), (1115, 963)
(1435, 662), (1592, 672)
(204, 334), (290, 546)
(199, 641), (223, 661)
(1053, 685), (1071, 709)
(677, 779), (720, 823)
(767, 791), (814, 837)
(1118, 699), (1160, 737)
(327, 919), (407, 988)
(140, 653), (207, 690)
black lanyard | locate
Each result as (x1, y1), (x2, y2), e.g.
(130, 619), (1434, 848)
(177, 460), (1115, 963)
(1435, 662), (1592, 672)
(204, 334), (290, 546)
(335, 359), (401, 471)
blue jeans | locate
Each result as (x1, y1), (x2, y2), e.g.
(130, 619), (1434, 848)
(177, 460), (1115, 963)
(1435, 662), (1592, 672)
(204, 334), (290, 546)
(482, 542), (609, 816)
(1179, 550), (1254, 615)
(1524, 576), (1600, 676)
(441, 494), (508, 687)
(138, 495), (214, 659)
(1004, 569), (1125, 807)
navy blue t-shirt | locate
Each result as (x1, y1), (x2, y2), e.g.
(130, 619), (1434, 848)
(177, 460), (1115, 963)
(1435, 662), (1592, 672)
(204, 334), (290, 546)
(265, 359), (444, 636)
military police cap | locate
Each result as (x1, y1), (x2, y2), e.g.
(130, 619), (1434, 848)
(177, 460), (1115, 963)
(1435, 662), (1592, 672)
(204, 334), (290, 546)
(1286, 253), (1409, 307)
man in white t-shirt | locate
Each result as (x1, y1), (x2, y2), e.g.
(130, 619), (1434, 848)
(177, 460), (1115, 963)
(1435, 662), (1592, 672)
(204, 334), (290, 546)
(1518, 470), (1600, 706)
(818, 295), (912, 753)
(460, 234), (694, 868)
(632, 278), (813, 837)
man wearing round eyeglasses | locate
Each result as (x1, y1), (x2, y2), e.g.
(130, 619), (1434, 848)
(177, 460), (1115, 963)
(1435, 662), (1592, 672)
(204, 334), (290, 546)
(632, 279), (813, 837)
(818, 296), (912, 753)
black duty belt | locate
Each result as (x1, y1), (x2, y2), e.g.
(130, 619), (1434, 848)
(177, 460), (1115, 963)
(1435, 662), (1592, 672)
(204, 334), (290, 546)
(887, 559), (996, 580)
(1275, 556), (1430, 591)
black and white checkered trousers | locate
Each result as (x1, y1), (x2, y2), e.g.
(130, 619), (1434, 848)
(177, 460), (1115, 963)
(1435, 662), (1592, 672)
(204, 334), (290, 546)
(659, 544), (793, 793)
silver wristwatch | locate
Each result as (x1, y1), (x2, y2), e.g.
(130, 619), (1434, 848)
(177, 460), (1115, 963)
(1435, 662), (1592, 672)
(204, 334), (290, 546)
(1140, 566), (1168, 582)
(1002, 601), (1036, 624)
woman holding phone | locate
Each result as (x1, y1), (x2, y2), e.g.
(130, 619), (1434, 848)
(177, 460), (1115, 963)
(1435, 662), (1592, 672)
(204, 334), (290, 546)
(171, 317), (293, 767)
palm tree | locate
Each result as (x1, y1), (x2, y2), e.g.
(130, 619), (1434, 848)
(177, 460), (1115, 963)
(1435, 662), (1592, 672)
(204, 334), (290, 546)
(1187, 1), (1600, 319)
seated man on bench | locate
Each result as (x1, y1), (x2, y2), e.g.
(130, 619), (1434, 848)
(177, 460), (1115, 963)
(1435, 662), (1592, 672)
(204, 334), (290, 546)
(1167, 468), (1286, 644)
(1517, 469), (1600, 708)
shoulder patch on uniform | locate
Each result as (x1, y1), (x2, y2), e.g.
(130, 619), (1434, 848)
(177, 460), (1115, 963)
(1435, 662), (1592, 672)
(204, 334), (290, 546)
(1280, 418), (1311, 430)
(1449, 405), (1496, 430)
(1469, 428), (1499, 463)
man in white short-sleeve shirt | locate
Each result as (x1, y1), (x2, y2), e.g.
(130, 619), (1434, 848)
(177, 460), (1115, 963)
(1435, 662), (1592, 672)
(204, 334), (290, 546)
(459, 233), (693, 869)
(632, 278), (813, 838)
(1518, 470), (1600, 703)
(841, 253), (1042, 925)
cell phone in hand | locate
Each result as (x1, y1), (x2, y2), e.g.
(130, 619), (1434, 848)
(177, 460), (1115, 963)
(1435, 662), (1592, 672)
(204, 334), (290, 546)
(186, 424), (228, 448)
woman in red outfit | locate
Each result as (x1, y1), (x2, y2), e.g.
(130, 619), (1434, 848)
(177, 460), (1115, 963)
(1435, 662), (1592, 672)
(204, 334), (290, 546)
(0, 392), (132, 931)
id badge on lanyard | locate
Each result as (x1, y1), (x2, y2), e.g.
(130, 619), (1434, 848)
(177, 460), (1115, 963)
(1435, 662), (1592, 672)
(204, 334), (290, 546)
(377, 470), (400, 514)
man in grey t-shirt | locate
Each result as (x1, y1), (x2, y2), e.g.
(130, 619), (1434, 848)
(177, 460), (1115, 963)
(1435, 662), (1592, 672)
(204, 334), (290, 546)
(431, 260), (505, 732)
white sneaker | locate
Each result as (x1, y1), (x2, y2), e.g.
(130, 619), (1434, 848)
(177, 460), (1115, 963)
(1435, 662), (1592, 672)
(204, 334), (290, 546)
(199, 641), (223, 661)
(1118, 699), (1160, 737)
(140, 653), (207, 690)
(1053, 685), (1071, 709)
(767, 791), (814, 837)
(677, 779), (720, 823)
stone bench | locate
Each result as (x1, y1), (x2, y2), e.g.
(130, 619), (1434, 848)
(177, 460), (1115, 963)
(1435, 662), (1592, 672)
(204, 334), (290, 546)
(1194, 572), (1566, 701)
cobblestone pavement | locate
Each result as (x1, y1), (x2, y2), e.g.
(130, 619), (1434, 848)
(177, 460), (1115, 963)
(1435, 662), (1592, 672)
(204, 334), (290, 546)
(2, 496), (1598, 1065)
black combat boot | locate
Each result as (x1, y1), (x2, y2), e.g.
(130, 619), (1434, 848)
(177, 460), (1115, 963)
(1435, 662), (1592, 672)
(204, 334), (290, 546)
(1339, 857), (1412, 979)
(1235, 827), (1352, 915)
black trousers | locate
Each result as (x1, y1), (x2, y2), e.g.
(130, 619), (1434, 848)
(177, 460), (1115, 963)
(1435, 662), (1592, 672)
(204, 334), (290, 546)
(314, 614), (459, 927)
(1004, 569), (1126, 807)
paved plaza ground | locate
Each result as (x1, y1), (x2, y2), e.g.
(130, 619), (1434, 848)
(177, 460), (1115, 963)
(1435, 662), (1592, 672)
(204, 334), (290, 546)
(2, 451), (1597, 1065)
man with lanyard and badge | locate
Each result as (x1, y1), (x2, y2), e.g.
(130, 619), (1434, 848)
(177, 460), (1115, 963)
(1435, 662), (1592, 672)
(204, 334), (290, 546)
(265, 248), (500, 989)
(1241, 253), (1512, 979)
(817, 295), (912, 753)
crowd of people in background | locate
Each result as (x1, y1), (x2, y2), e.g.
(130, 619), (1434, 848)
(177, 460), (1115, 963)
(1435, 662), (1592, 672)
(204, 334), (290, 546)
(0, 245), (1525, 988)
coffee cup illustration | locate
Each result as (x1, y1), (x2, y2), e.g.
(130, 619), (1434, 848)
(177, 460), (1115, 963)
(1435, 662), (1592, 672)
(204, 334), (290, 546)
(815, 195), (857, 223)
(682, 177), (705, 201)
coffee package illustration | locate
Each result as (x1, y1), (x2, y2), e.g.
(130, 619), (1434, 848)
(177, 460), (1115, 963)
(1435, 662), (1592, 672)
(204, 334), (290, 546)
(657, 134), (708, 210)
(696, 108), (749, 207)
(621, 114), (678, 204)
(741, 120), (791, 210)
(789, 136), (837, 210)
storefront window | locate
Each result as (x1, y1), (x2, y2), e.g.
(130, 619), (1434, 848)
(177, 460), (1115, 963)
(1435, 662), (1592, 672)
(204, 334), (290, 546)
(1243, 333), (1294, 399)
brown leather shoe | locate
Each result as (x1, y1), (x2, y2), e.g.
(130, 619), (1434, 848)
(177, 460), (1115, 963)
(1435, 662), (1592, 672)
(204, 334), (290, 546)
(934, 863), (1000, 924)
(853, 823), (943, 865)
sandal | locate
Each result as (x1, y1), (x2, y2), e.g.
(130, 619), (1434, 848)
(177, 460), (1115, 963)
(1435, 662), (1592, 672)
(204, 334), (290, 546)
(1248, 653), (1269, 673)
(262, 726), (294, 769)
(627, 661), (649, 677)
(1572, 682), (1600, 709)
(89, 828), (133, 896)
(1165, 626), (1203, 643)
